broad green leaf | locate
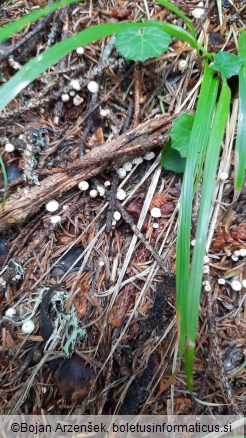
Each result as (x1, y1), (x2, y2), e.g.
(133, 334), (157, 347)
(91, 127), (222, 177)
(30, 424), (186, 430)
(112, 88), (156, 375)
(235, 31), (246, 190)
(0, 0), (81, 44)
(0, 21), (205, 110)
(161, 142), (186, 173)
(170, 113), (194, 158)
(114, 27), (171, 62)
(155, 0), (196, 40)
(213, 51), (244, 79)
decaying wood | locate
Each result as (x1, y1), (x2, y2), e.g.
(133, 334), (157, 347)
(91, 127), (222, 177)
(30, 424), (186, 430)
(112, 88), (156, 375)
(0, 114), (177, 232)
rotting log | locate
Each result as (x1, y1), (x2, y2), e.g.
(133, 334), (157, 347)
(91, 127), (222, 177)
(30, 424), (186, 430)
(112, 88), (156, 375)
(0, 114), (178, 232)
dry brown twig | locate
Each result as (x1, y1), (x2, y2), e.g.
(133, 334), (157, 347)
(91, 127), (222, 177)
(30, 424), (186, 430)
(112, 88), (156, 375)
(0, 113), (177, 231)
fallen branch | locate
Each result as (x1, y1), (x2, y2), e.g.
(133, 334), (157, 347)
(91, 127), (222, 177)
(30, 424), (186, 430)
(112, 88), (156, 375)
(0, 114), (177, 232)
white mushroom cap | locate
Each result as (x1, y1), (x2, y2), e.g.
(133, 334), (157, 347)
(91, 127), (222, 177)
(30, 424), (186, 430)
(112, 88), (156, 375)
(50, 215), (61, 224)
(21, 320), (35, 334)
(46, 200), (59, 212)
(5, 307), (16, 318)
(116, 168), (127, 179)
(61, 94), (70, 102)
(218, 278), (226, 285)
(150, 207), (161, 218)
(87, 81), (99, 93)
(231, 280), (242, 291)
(78, 181), (89, 191)
(178, 60), (188, 72)
(76, 47), (84, 55)
(70, 79), (81, 91)
(144, 151), (155, 161)
(113, 211), (121, 221)
(116, 189), (126, 201)
(89, 189), (98, 198)
(4, 143), (15, 152)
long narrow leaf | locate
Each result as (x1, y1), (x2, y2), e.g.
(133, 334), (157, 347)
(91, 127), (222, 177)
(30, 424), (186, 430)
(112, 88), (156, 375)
(0, 0), (81, 44)
(194, 79), (219, 192)
(234, 31), (246, 190)
(185, 80), (231, 390)
(176, 64), (216, 358)
(155, 0), (196, 39)
(0, 155), (8, 205)
(0, 21), (201, 110)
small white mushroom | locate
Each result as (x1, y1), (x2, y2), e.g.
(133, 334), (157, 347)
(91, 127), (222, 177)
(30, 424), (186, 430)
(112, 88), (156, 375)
(191, 239), (196, 246)
(21, 320), (35, 334)
(204, 255), (209, 264)
(242, 279), (246, 288)
(76, 47), (84, 55)
(5, 307), (16, 318)
(89, 189), (98, 198)
(218, 278), (226, 285)
(123, 162), (133, 172)
(133, 157), (144, 165)
(113, 211), (121, 221)
(4, 143), (15, 152)
(104, 180), (111, 187)
(46, 200), (59, 212)
(116, 168), (127, 179)
(178, 59), (188, 72)
(239, 248), (246, 257)
(231, 280), (242, 292)
(70, 79), (81, 91)
(153, 222), (159, 229)
(116, 189), (126, 201)
(150, 207), (161, 218)
(87, 81), (99, 93)
(144, 151), (155, 161)
(219, 171), (229, 181)
(204, 284), (211, 292)
(61, 94), (70, 102)
(233, 250), (240, 257)
(97, 186), (106, 197)
(73, 95), (83, 106)
(50, 215), (61, 225)
(100, 108), (110, 117)
(78, 181), (89, 191)
(192, 7), (205, 19)
(231, 255), (239, 262)
(203, 265), (210, 274)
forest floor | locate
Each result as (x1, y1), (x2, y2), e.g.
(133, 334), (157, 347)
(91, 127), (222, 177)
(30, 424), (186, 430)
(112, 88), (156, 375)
(0, 0), (245, 416)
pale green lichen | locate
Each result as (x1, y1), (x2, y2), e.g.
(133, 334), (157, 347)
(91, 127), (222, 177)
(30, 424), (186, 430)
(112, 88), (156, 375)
(46, 291), (85, 358)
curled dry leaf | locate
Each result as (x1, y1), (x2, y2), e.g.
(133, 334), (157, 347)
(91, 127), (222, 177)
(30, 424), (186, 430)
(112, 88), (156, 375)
(231, 225), (246, 242)
(126, 200), (143, 222)
(150, 194), (175, 215)
(108, 283), (134, 327)
(111, 8), (131, 19)
(73, 283), (90, 319)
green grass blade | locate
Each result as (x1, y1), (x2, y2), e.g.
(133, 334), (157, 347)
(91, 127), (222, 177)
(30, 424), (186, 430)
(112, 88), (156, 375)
(0, 155), (8, 205)
(194, 79), (219, 192)
(234, 31), (246, 190)
(155, 0), (196, 39)
(176, 64), (217, 358)
(0, 0), (81, 44)
(0, 21), (206, 110)
(185, 80), (231, 390)
(216, 0), (223, 26)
